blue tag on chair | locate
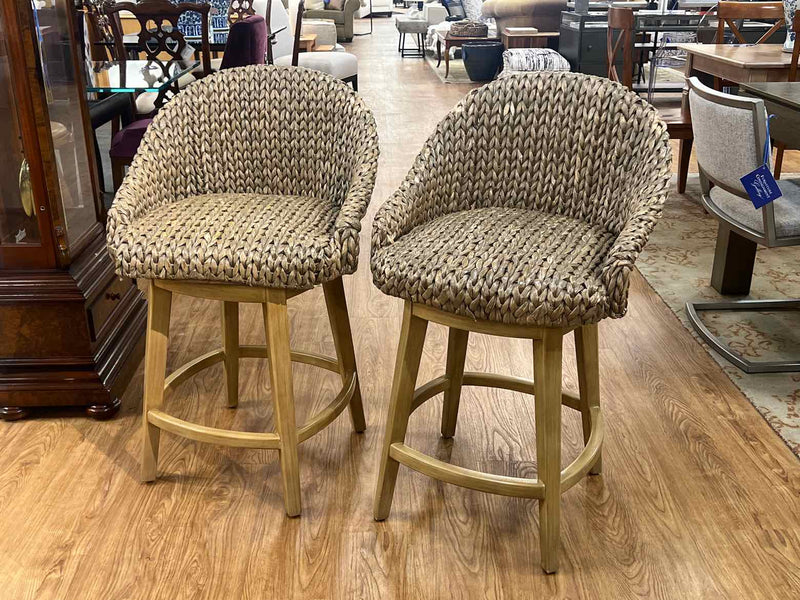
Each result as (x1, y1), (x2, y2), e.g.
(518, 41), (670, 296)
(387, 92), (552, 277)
(740, 164), (782, 208)
(740, 113), (782, 209)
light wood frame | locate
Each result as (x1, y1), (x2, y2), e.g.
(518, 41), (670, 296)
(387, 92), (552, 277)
(373, 301), (604, 574)
(141, 276), (365, 517)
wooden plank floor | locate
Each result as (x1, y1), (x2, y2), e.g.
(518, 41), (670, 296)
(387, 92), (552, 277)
(2, 18), (800, 599)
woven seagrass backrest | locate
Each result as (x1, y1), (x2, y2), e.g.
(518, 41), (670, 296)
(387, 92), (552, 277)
(133, 65), (376, 207)
(414, 72), (671, 234)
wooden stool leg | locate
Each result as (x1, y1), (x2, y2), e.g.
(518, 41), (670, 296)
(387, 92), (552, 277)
(374, 301), (428, 520)
(323, 278), (366, 433)
(533, 329), (563, 574)
(575, 324), (601, 475)
(222, 301), (239, 408)
(141, 281), (172, 482)
(441, 327), (469, 438)
(263, 289), (301, 517)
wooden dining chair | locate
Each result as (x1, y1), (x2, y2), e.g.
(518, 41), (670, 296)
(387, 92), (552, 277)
(714, 1), (786, 45)
(607, 6), (693, 194)
(105, 0), (213, 189)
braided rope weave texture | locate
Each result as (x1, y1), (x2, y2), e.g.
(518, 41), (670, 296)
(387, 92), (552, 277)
(107, 66), (379, 289)
(371, 72), (672, 328)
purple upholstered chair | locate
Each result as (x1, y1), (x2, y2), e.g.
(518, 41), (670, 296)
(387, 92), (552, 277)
(220, 15), (268, 69)
(110, 15), (269, 190)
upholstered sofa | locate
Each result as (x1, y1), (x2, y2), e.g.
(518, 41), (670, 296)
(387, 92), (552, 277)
(481, 0), (566, 33)
(304, 0), (361, 42)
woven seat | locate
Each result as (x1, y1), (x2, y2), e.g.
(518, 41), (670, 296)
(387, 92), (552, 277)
(106, 65), (378, 517)
(372, 207), (617, 327)
(371, 72), (671, 574)
(113, 193), (351, 288)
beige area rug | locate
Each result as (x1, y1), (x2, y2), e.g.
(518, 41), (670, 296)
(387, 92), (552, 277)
(424, 51), (473, 84)
(637, 176), (800, 457)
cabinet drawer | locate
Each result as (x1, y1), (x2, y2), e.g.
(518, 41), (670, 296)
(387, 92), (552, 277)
(87, 276), (131, 341)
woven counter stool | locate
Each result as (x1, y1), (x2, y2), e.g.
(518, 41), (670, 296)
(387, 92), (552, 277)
(106, 66), (379, 517)
(371, 72), (671, 572)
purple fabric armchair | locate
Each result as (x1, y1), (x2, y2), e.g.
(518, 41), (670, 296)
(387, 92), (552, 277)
(220, 15), (268, 69)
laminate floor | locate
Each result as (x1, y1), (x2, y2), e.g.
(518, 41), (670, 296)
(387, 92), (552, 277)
(2, 17), (800, 600)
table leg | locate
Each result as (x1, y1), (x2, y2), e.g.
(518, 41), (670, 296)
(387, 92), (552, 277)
(445, 42), (450, 78)
(437, 39), (441, 67)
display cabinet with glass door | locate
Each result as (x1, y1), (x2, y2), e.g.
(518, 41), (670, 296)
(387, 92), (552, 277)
(0, 0), (145, 420)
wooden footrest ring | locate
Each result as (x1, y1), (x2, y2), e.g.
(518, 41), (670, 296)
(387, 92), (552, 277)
(151, 345), (355, 449)
(401, 371), (604, 496)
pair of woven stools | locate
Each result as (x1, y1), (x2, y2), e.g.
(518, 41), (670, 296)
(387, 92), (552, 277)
(106, 66), (671, 573)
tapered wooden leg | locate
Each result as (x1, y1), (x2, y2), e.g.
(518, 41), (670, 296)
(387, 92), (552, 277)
(323, 278), (366, 433)
(374, 301), (428, 520)
(774, 143), (785, 179)
(575, 324), (601, 475)
(441, 327), (469, 438)
(677, 138), (692, 194)
(111, 158), (125, 190)
(141, 281), (172, 482)
(263, 290), (301, 517)
(222, 301), (239, 408)
(533, 329), (563, 574)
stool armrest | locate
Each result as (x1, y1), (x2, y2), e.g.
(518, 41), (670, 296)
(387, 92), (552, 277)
(600, 191), (668, 317)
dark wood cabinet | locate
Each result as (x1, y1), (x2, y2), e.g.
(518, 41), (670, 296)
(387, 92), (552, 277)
(0, 0), (145, 420)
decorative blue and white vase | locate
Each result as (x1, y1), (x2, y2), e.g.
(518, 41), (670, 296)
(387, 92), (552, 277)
(784, 0), (796, 53)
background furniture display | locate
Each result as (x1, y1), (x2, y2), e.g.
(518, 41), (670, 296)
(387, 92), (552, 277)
(0, 0), (145, 420)
(106, 66), (379, 515)
(461, 39), (504, 78)
(482, 0), (566, 34)
(685, 76), (800, 372)
(370, 72), (671, 574)
(560, 9), (781, 79)
(396, 15), (428, 56)
(437, 31), (500, 76)
(304, 0), (361, 41)
(274, 0), (359, 88)
(105, 0), (213, 189)
(607, 6), (693, 193)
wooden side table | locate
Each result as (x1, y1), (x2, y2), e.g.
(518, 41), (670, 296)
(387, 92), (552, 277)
(436, 33), (500, 78)
(501, 27), (559, 49)
(299, 33), (317, 52)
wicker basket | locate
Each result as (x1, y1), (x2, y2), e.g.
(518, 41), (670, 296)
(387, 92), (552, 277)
(450, 20), (488, 37)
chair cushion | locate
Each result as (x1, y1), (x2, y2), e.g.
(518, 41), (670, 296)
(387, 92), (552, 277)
(109, 118), (153, 159)
(371, 207), (618, 326)
(113, 193), (354, 287)
(274, 52), (357, 79)
(709, 179), (800, 239)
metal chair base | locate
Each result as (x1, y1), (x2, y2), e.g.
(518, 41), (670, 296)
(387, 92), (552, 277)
(686, 299), (800, 373)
